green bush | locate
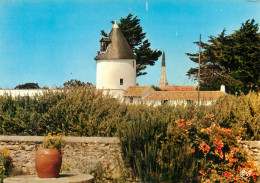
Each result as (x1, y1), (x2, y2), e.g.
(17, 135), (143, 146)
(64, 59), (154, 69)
(0, 87), (259, 182)
(0, 87), (125, 136)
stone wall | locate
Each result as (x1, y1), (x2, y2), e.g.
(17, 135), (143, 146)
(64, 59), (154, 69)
(0, 136), (259, 180)
(240, 141), (260, 169)
(0, 136), (125, 179)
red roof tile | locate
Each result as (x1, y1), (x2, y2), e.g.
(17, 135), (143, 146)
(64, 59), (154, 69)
(160, 85), (196, 91)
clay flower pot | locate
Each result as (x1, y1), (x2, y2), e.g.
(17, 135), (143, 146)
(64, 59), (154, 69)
(35, 148), (63, 178)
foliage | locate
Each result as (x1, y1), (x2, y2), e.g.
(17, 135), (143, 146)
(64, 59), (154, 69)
(212, 92), (260, 140)
(41, 132), (65, 151)
(0, 87), (259, 182)
(186, 19), (260, 94)
(164, 118), (259, 182)
(101, 14), (162, 77)
(151, 85), (161, 91)
(0, 147), (13, 183)
(0, 86), (124, 136)
(120, 112), (259, 182)
(14, 83), (40, 89)
(63, 79), (93, 88)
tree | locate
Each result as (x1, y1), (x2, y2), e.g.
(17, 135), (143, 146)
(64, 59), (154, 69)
(186, 19), (260, 94)
(101, 14), (162, 77)
(15, 83), (40, 89)
(63, 79), (93, 88)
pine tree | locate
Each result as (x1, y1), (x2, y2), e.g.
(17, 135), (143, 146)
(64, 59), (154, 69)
(186, 19), (260, 94)
(101, 14), (162, 77)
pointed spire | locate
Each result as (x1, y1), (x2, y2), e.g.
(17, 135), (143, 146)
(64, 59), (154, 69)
(162, 51), (165, 66)
(113, 20), (119, 28)
(159, 51), (168, 87)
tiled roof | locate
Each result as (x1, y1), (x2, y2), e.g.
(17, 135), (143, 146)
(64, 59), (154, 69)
(144, 91), (225, 101)
(124, 86), (153, 97)
(160, 85), (196, 91)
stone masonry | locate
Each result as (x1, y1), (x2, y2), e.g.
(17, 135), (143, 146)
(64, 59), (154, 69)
(0, 136), (125, 179)
(0, 136), (259, 180)
(240, 141), (260, 169)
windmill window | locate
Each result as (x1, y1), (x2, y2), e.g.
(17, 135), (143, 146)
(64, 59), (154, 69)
(120, 78), (123, 85)
(133, 61), (135, 68)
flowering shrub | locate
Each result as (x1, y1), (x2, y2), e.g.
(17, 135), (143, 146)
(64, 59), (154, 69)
(158, 115), (259, 182)
(196, 123), (259, 183)
(0, 147), (12, 182)
(41, 132), (65, 151)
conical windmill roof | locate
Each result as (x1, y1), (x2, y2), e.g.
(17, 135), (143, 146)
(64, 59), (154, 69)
(95, 22), (135, 60)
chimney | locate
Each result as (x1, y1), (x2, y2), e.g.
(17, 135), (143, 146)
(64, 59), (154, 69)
(220, 85), (225, 93)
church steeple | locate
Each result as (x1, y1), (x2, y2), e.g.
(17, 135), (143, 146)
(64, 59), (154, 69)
(161, 51), (165, 66)
(159, 51), (168, 87)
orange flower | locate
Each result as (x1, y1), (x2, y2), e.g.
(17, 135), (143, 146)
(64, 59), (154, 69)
(210, 114), (214, 118)
(199, 170), (204, 174)
(225, 154), (229, 161)
(199, 141), (210, 153)
(226, 129), (231, 135)
(191, 148), (195, 153)
(186, 122), (192, 126)
(220, 153), (224, 159)
(215, 140), (224, 150)
(178, 123), (185, 128)
(224, 171), (230, 177)
(238, 166), (242, 171)
(230, 158), (238, 163)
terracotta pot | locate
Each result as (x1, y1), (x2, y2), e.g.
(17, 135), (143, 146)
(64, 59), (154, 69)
(35, 148), (63, 178)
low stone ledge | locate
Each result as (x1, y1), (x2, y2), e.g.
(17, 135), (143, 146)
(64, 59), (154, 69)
(4, 174), (94, 183)
(0, 136), (121, 144)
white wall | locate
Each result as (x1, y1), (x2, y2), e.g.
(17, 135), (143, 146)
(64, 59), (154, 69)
(98, 89), (125, 101)
(144, 100), (215, 106)
(96, 59), (136, 90)
(0, 89), (48, 97)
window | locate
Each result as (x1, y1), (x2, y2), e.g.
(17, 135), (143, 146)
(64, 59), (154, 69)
(187, 100), (193, 105)
(161, 100), (168, 104)
(120, 78), (123, 85)
(129, 97), (133, 103)
(133, 61), (135, 68)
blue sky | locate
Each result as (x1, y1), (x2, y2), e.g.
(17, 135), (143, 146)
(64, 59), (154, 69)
(0, 0), (259, 89)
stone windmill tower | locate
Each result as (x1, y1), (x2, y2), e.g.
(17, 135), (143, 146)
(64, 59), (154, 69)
(94, 21), (136, 90)
(158, 51), (168, 87)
